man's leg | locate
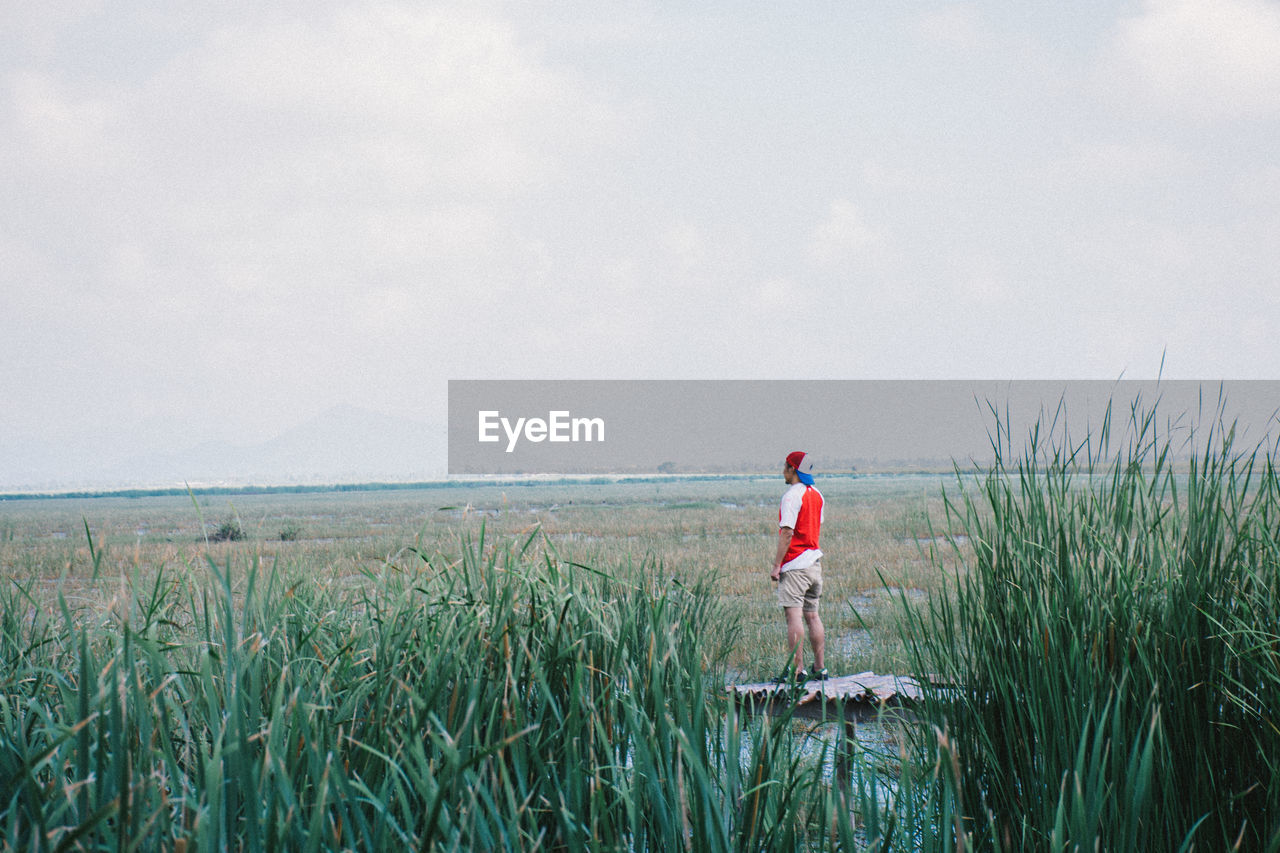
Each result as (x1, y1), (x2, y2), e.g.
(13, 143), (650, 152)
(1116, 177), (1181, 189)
(784, 606), (806, 671)
(803, 609), (825, 671)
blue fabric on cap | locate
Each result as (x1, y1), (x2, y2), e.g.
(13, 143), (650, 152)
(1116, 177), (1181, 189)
(796, 470), (815, 486)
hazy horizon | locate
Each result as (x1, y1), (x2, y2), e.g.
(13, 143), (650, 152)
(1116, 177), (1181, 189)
(5, 378), (1278, 493)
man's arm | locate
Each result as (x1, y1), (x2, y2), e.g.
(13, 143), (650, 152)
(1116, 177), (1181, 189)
(771, 526), (793, 581)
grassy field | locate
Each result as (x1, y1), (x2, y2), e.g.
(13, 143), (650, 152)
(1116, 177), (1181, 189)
(1, 472), (954, 851)
(5, 402), (1280, 850)
(0, 473), (956, 681)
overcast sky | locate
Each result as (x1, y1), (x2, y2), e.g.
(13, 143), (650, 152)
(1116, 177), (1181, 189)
(3, 1), (1279, 483)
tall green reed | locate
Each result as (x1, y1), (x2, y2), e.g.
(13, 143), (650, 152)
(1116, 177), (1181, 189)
(1, 521), (934, 850)
(901, 397), (1280, 850)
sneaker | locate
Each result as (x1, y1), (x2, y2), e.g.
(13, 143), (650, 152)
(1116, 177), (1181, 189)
(812, 667), (828, 681)
(771, 666), (805, 689)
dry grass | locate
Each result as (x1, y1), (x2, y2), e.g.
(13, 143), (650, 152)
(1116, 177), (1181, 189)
(0, 474), (960, 680)
(0, 473), (976, 850)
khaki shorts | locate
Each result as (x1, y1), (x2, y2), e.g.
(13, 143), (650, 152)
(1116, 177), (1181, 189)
(777, 562), (822, 611)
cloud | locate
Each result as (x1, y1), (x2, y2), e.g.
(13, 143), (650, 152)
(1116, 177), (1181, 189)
(4, 71), (124, 170)
(0, 3), (631, 444)
(806, 199), (881, 269)
(914, 4), (989, 52)
(6, 2), (1280, 487)
(1110, 0), (1280, 119)
(5, 4), (618, 243)
(167, 6), (610, 192)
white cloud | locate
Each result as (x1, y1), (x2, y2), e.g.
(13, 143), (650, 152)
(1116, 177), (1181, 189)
(915, 4), (989, 52)
(1111, 0), (1280, 119)
(0, 4), (631, 445)
(806, 199), (883, 273)
(6, 2), (1280, 486)
(1055, 141), (1192, 184)
(4, 5), (619, 297)
(4, 71), (125, 171)
(154, 5), (614, 195)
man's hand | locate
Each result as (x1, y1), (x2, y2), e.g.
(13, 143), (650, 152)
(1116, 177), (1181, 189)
(770, 565), (781, 582)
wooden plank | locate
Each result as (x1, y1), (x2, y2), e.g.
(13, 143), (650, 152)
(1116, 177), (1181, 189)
(728, 671), (924, 710)
(727, 672), (925, 794)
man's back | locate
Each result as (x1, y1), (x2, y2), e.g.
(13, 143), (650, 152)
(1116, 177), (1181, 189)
(779, 482), (823, 568)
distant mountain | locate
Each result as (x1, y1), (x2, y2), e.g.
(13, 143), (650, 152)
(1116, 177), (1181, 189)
(0, 426), (102, 491)
(0, 405), (446, 492)
(249, 404), (445, 483)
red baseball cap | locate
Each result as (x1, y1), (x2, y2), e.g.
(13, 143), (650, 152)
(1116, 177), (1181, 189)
(785, 451), (815, 485)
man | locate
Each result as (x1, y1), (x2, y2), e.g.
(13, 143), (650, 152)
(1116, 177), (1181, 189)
(771, 450), (826, 682)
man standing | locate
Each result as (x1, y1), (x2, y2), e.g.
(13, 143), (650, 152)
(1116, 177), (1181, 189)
(771, 451), (826, 681)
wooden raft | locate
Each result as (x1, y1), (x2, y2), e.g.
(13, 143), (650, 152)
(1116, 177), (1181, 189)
(727, 671), (924, 722)
(728, 671), (925, 786)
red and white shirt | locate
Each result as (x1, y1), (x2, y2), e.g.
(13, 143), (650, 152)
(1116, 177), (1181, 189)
(779, 482), (824, 573)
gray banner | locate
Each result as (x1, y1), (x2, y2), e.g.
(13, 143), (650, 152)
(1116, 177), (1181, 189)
(447, 380), (1280, 475)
